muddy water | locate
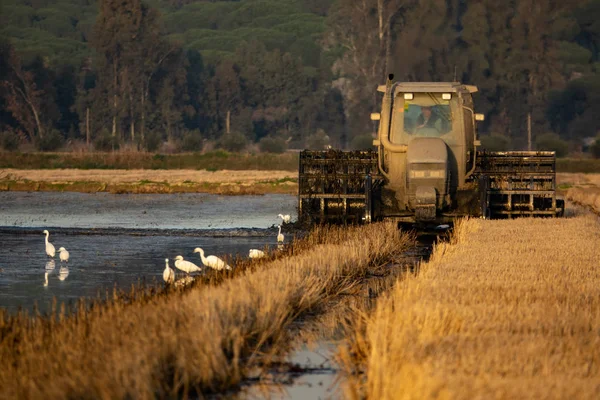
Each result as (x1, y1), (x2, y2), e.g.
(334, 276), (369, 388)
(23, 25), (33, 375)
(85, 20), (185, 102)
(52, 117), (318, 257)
(241, 235), (437, 400)
(0, 192), (296, 313)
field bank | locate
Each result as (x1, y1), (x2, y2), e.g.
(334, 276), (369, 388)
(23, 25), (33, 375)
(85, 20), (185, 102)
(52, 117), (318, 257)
(0, 168), (298, 195)
(341, 216), (600, 399)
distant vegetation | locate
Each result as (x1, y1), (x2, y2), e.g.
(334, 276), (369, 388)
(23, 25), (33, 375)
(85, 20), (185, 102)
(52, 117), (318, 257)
(0, 150), (299, 170)
(1, 0), (600, 157)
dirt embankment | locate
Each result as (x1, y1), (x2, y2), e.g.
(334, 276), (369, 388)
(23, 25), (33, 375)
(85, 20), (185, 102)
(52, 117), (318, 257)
(0, 168), (298, 195)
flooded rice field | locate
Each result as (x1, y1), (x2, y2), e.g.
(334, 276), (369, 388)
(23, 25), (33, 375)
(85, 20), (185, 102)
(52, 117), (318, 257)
(0, 192), (296, 313)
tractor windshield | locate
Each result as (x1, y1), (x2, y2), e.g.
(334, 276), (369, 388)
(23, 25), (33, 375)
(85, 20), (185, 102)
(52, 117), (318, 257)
(403, 93), (452, 136)
(391, 92), (456, 144)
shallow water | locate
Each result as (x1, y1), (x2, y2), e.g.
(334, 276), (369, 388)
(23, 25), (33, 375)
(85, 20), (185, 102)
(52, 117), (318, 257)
(0, 192), (297, 313)
(0, 192), (296, 230)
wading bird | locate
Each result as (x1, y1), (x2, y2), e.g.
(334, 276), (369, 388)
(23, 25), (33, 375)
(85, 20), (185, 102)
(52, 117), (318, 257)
(277, 225), (284, 244)
(174, 255), (202, 275)
(58, 247), (70, 263)
(249, 249), (265, 259)
(193, 248), (232, 271)
(43, 230), (55, 258)
(278, 214), (291, 224)
(163, 258), (175, 284)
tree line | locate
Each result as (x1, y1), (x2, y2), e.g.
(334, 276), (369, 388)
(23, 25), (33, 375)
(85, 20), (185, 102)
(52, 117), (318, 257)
(1, 0), (600, 156)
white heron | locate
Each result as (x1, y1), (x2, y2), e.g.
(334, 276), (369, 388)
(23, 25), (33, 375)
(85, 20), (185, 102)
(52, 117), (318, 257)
(278, 214), (291, 224)
(58, 247), (70, 263)
(249, 249), (265, 259)
(45, 259), (55, 271)
(163, 258), (175, 284)
(58, 266), (69, 281)
(43, 230), (55, 258)
(43, 272), (48, 287)
(193, 248), (232, 271)
(277, 225), (284, 244)
(174, 255), (202, 275)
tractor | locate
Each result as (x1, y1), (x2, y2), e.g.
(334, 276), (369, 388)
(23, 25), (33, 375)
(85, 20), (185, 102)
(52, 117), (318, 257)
(298, 75), (564, 224)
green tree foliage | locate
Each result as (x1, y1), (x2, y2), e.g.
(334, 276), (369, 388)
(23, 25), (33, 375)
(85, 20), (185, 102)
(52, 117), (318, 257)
(181, 129), (204, 152)
(259, 136), (288, 153)
(591, 138), (600, 159)
(480, 134), (512, 151)
(349, 134), (375, 150)
(3, 0), (600, 154)
(220, 131), (249, 152)
(535, 132), (569, 157)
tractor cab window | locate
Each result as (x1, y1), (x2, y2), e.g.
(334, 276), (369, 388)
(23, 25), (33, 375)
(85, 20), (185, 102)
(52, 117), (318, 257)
(395, 93), (454, 142)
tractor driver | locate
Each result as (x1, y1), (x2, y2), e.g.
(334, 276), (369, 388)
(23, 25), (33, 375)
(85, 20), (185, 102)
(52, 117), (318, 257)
(415, 106), (443, 134)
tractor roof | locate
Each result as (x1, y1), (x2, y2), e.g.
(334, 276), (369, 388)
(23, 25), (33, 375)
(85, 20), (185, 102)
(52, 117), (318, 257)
(378, 81), (478, 94)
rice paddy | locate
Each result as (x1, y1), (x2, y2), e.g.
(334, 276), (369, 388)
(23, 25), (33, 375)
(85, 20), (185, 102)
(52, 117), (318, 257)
(338, 214), (600, 399)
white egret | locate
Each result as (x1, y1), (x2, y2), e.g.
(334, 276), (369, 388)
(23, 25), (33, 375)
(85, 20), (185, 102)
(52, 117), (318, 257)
(277, 225), (284, 244)
(278, 214), (291, 224)
(43, 230), (55, 258)
(58, 266), (69, 281)
(163, 258), (175, 284)
(45, 259), (55, 271)
(174, 255), (202, 275)
(193, 248), (232, 271)
(249, 249), (265, 259)
(58, 247), (70, 263)
(43, 272), (48, 287)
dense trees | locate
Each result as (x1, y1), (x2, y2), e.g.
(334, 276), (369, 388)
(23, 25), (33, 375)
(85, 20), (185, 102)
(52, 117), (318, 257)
(1, 0), (600, 154)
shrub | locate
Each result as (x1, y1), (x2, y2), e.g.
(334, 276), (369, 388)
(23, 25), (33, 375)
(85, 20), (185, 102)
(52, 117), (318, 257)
(220, 131), (248, 152)
(36, 129), (64, 151)
(591, 138), (600, 159)
(350, 134), (375, 150)
(259, 136), (287, 153)
(94, 130), (120, 151)
(480, 133), (511, 151)
(144, 131), (162, 152)
(535, 132), (569, 157)
(0, 131), (20, 151)
(182, 130), (204, 152)
(306, 129), (330, 150)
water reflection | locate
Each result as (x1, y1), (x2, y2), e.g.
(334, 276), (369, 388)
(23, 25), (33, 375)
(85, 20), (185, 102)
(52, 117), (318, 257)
(43, 272), (49, 287)
(45, 259), (55, 271)
(58, 266), (69, 281)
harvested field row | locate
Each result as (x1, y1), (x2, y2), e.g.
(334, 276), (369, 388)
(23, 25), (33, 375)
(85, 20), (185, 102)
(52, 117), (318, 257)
(567, 187), (600, 214)
(0, 222), (411, 399)
(0, 168), (295, 184)
(340, 216), (600, 399)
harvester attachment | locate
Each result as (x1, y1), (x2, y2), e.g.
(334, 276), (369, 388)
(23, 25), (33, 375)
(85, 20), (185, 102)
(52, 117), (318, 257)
(298, 150), (381, 224)
(476, 151), (564, 218)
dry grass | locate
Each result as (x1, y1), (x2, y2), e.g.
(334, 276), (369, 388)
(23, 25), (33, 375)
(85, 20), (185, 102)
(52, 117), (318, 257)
(339, 216), (600, 399)
(566, 187), (600, 214)
(557, 173), (600, 188)
(0, 222), (412, 399)
(559, 172), (600, 213)
(0, 169), (295, 184)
